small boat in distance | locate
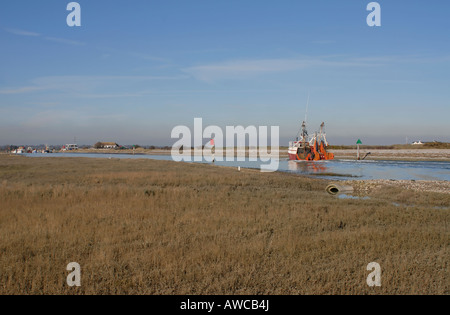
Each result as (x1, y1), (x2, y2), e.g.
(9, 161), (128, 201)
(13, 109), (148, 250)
(288, 121), (334, 161)
(12, 147), (25, 154)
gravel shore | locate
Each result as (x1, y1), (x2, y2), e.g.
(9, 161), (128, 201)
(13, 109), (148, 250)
(331, 149), (450, 161)
(345, 179), (450, 194)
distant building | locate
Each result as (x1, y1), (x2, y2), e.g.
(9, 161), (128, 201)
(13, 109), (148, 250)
(63, 144), (78, 151)
(95, 142), (119, 149)
(412, 141), (423, 145)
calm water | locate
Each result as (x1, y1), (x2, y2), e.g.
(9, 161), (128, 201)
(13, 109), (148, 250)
(24, 153), (450, 181)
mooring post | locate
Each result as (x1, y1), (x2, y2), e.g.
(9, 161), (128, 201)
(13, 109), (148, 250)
(211, 139), (215, 163)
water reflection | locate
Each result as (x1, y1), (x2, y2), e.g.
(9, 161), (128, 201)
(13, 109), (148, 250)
(288, 160), (328, 174)
(24, 153), (450, 181)
(338, 194), (370, 200)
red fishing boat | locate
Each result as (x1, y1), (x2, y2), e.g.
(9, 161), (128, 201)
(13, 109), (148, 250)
(288, 121), (334, 161)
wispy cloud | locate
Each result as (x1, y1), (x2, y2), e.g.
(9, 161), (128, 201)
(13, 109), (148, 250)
(20, 109), (131, 128)
(183, 56), (377, 81)
(0, 86), (45, 95)
(44, 37), (86, 46)
(94, 45), (169, 64)
(0, 75), (188, 96)
(4, 28), (85, 46)
(5, 28), (40, 37)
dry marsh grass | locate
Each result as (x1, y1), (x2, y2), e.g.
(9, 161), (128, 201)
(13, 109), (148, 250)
(0, 155), (448, 295)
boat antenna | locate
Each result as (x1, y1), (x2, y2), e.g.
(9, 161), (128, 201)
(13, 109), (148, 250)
(304, 91), (310, 124)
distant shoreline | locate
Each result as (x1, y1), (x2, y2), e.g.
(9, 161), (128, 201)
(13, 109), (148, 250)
(2, 147), (450, 162)
(48, 148), (450, 162)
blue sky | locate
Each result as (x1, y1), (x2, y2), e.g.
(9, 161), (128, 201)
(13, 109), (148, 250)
(0, 0), (449, 146)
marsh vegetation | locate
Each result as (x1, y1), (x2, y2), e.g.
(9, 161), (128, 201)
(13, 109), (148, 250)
(0, 155), (448, 294)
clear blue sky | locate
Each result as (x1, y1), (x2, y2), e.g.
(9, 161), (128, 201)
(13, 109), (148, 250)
(0, 0), (449, 146)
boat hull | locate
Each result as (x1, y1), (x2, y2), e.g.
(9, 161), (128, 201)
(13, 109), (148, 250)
(289, 153), (298, 160)
(288, 146), (334, 161)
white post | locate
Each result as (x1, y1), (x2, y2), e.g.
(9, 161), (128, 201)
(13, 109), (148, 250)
(356, 139), (362, 160)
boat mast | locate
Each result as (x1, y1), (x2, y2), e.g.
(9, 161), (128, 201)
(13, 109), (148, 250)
(301, 121), (307, 146)
(294, 92), (310, 146)
(304, 91), (309, 124)
(320, 122), (329, 147)
(303, 92), (310, 146)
